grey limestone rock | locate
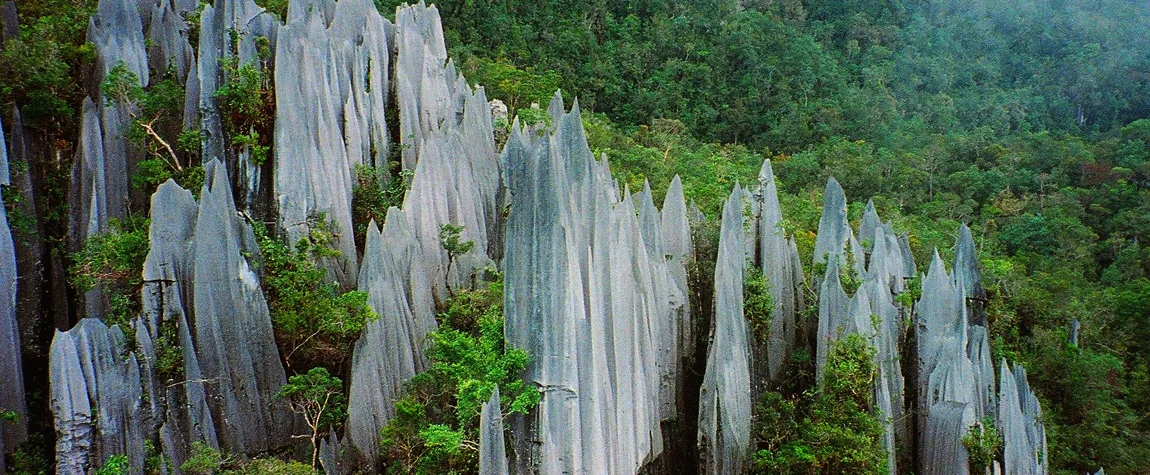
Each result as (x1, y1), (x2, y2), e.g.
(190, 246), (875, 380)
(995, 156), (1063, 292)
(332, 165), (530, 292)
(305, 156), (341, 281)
(754, 159), (804, 384)
(503, 96), (684, 474)
(89, 0), (149, 84)
(345, 210), (436, 468)
(0, 112), (27, 463)
(999, 360), (1049, 475)
(859, 198), (880, 253)
(697, 186), (752, 475)
(49, 319), (147, 474)
(953, 224), (986, 325)
(479, 387), (509, 475)
(920, 401), (975, 475)
(140, 179), (220, 471)
(190, 162), (292, 454)
(813, 177), (852, 266)
(273, 0), (393, 287)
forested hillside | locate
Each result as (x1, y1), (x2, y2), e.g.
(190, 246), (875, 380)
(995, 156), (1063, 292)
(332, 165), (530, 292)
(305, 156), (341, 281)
(0, 0), (1147, 474)
(392, 1), (1150, 472)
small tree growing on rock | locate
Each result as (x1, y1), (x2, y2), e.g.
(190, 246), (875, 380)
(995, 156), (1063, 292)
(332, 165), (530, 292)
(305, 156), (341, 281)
(276, 367), (347, 469)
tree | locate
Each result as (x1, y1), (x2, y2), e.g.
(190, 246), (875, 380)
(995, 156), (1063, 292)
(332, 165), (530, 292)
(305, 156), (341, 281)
(275, 367), (347, 469)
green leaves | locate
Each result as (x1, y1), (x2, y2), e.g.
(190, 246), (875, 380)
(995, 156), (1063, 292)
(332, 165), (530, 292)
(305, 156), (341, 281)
(255, 217), (377, 372)
(744, 265), (776, 342)
(753, 335), (886, 474)
(380, 278), (540, 474)
(68, 216), (151, 328)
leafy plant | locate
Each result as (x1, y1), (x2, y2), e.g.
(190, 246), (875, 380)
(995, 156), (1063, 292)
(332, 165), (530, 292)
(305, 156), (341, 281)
(102, 63), (203, 192)
(215, 34), (275, 165)
(276, 367), (347, 469)
(753, 334), (887, 474)
(69, 216), (150, 328)
(380, 277), (540, 474)
(94, 454), (129, 475)
(351, 164), (412, 252)
(962, 417), (1002, 472)
(438, 223), (476, 294)
(253, 218), (376, 372)
(745, 265), (776, 342)
(181, 441), (315, 475)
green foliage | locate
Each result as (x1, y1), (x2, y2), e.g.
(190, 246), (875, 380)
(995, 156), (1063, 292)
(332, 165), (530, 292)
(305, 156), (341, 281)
(153, 319), (185, 384)
(962, 417), (1002, 472)
(215, 36), (275, 165)
(0, 0), (96, 133)
(752, 334), (888, 474)
(744, 265), (775, 342)
(351, 164), (412, 252)
(276, 367), (347, 468)
(181, 441), (316, 475)
(95, 455), (129, 475)
(461, 57), (561, 115)
(101, 62), (203, 193)
(439, 223), (476, 294)
(380, 278), (541, 474)
(0, 408), (16, 423)
(254, 218), (376, 372)
(68, 216), (150, 328)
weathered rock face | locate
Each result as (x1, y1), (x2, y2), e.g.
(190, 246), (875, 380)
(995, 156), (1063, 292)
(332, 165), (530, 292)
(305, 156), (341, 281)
(139, 179), (221, 471)
(752, 160), (805, 384)
(197, 0), (279, 191)
(503, 95), (686, 474)
(479, 387), (509, 475)
(190, 162), (292, 454)
(0, 114), (28, 469)
(49, 319), (147, 474)
(698, 185), (753, 475)
(274, 0), (393, 287)
(998, 360), (1049, 475)
(345, 209), (436, 468)
(662, 176), (695, 370)
(394, 1), (501, 302)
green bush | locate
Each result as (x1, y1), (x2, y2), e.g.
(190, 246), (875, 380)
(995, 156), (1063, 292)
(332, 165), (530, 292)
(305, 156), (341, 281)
(753, 334), (887, 474)
(253, 218), (375, 372)
(351, 164), (411, 253)
(215, 35), (275, 165)
(94, 455), (129, 475)
(181, 441), (316, 475)
(962, 417), (1002, 472)
(69, 216), (150, 328)
(380, 277), (540, 474)
(745, 265), (776, 342)
(276, 367), (347, 468)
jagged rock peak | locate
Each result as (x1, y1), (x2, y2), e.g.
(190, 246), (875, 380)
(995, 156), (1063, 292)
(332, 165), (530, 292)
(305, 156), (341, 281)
(952, 223), (986, 325)
(698, 185), (752, 475)
(0, 110), (27, 467)
(191, 161), (292, 454)
(503, 92), (683, 474)
(813, 176), (850, 265)
(49, 319), (146, 474)
(346, 209), (436, 468)
(479, 387), (509, 475)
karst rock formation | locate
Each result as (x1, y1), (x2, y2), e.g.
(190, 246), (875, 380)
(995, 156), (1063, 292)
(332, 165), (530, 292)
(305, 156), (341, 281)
(0, 0), (1055, 474)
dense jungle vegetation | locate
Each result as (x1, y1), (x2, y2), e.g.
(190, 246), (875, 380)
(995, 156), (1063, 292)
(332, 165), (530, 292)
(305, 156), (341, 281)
(2, 0), (1149, 473)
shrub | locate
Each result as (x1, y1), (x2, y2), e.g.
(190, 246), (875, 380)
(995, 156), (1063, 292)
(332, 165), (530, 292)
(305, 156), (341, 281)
(753, 334), (887, 474)
(962, 417), (1002, 472)
(253, 218), (376, 372)
(745, 265), (776, 342)
(69, 216), (150, 328)
(380, 277), (541, 474)
(276, 367), (347, 468)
